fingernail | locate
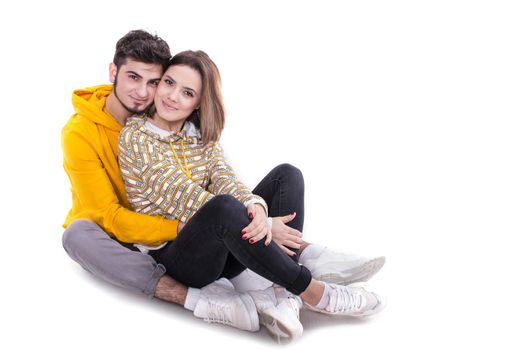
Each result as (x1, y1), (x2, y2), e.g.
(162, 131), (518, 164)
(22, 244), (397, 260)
(248, 213), (253, 220)
(292, 253), (297, 256)
(249, 239), (254, 244)
(241, 230), (246, 234)
(242, 235), (248, 240)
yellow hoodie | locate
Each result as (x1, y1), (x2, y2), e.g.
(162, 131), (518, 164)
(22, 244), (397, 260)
(62, 84), (179, 245)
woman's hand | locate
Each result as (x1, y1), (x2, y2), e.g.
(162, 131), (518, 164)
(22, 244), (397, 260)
(271, 212), (304, 256)
(242, 203), (272, 246)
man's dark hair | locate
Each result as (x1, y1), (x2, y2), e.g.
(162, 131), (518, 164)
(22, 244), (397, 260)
(113, 29), (171, 69)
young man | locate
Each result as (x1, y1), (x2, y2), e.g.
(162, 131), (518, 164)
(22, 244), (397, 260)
(61, 29), (385, 338)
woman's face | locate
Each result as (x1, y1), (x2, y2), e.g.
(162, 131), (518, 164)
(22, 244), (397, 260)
(153, 64), (202, 131)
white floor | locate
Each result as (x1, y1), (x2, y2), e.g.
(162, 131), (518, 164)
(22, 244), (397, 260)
(5, 226), (523, 350)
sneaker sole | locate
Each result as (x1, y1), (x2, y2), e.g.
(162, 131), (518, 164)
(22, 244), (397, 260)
(314, 257), (385, 285)
(259, 310), (303, 339)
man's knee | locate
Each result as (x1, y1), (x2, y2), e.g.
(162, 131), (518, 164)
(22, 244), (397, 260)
(62, 219), (99, 255)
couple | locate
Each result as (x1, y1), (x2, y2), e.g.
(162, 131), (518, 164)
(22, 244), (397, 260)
(61, 29), (386, 340)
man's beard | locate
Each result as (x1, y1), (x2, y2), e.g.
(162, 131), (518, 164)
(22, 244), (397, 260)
(113, 76), (151, 115)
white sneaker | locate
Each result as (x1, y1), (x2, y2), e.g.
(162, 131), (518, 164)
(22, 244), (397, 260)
(300, 244), (385, 285)
(194, 278), (260, 332)
(306, 282), (386, 317)
(248, 286), (303, 340)
(273, 286), (303, 338)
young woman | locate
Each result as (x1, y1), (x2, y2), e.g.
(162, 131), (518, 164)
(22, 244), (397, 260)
(118, 50), (385, 337)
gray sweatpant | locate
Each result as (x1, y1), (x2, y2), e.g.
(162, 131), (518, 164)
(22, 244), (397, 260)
(62, 219), (166, 298)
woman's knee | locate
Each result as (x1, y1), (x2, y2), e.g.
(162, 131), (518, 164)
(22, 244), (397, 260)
(275, 163), (304, 188)
(206, 194), (246, 218)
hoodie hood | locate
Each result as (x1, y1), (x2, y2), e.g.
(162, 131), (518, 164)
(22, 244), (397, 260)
(72, 84), (122, 131)
(127, 116), (202, 145)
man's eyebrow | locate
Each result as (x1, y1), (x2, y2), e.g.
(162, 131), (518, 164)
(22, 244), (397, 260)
(164, 74), (198, 93)
(124, 70), (143, 78)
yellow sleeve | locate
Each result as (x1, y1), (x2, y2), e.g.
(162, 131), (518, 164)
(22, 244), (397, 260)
(62, 124), (179, 245)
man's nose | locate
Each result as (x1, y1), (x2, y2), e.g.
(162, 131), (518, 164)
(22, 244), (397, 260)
(136, 84), (148, 98)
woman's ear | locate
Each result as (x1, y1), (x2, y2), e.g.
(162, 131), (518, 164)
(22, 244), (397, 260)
(109, 63), (118, 83)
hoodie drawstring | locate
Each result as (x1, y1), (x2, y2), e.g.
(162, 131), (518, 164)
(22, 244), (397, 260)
(170, 140), (193, 180)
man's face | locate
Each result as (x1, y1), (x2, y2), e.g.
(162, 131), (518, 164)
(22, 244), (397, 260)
(109, 59), (163, 114)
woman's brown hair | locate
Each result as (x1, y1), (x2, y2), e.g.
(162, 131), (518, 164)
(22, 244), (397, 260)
(168, 50), (225, 143)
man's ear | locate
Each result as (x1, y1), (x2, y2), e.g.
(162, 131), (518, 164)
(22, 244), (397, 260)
(109, 63), (117, 83)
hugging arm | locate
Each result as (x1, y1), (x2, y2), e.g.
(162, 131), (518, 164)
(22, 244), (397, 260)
(63, 125), (179, 245)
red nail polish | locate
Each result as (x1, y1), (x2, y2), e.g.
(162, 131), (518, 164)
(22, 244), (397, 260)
(248, 213), (253, 220)
(242, 235), (247, 240)
(249, 239), (254, 244)
(242, 230), (246, 234)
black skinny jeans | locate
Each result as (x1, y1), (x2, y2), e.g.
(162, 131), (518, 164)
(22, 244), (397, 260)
(149, 164), (311, 295)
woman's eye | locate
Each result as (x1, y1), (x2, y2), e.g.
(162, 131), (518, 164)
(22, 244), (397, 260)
(164, 79), (173, 86)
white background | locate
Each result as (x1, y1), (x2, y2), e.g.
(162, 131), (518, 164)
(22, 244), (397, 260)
(1, 0), (524, 348)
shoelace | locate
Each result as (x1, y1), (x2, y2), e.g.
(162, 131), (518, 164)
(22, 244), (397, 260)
(204, 300), (233, 326)
(330, 286), (363, 313)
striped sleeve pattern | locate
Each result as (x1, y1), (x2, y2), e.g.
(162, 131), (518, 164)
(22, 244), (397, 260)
(206, 142), (268, 213)
(118, 124), (212, 223)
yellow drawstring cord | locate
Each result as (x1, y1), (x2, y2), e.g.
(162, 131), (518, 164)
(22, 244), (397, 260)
(170, 140), (193, 180)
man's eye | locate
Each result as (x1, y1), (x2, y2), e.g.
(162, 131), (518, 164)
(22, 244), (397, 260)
(129, 75), (139, 80)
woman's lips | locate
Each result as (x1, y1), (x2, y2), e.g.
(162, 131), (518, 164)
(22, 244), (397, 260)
(162, 100), (178, 111)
